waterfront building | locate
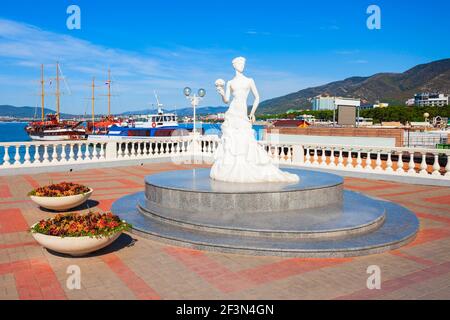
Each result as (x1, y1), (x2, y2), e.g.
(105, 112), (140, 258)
(311, 95), (361, 111)
(311, 95), (335, 110)
(414, 93), (449, 107)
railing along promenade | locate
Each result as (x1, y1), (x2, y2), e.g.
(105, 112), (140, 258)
(0, 136), (449, 184)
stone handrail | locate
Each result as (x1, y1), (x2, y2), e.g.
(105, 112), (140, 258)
(258, 141), (450, 179)
(0, 136), (449, 180)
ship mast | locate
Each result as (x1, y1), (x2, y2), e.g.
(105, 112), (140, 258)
(107, 69), (111, 116)
(56, 62), (61, 122)
(91, 77), (96, 131)
(40, 64), (45, 121)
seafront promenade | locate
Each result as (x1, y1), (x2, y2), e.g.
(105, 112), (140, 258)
(1, 162), (450, 299)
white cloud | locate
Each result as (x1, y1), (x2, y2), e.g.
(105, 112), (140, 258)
(0, 18), (315, 113)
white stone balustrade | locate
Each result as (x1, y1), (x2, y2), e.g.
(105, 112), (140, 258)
(1, 137), (449, 181)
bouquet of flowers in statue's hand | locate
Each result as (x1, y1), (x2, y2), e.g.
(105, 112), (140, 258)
(215, 79), (226, 96)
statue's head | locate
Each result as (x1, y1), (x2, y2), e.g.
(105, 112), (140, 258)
(232, 57), (246, 73)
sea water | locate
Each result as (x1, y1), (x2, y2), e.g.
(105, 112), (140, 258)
(0, 122), (265, 165)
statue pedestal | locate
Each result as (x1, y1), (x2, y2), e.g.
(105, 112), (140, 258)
(112, 168), (419, 257)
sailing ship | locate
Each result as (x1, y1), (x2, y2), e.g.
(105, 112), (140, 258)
(86, 70), (123, 135)
(25, 63), (87, 141)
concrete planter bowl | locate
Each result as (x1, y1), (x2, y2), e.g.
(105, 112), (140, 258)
(31, 224), (121, 257)
(30, 189), (93, 211)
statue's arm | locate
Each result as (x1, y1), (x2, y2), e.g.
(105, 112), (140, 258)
(249, 79), (260, 118)
(220, 82), (231, 104)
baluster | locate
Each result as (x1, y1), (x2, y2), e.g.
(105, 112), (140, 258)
(48, 145), (54, 163)
(89, 143), (95, 160)
(329, 148), (336, 167)
(60, 144), (67, 162)
(144, 141), (149, 156)
(14, 146), (21, 165)
(24, 145), (31, 165)
(82, 143), (91, 161)
(320, 148), (328, 167)
(82, 143), (89, 161)
(304, 147), (311, 165)
(69, 144), (75, 162)
(432, 153), (441, 176)
(138, 142), (143, 157)
(123, 142), (128, 158)
(365, 152), (372, 171)
(281, 145), (285, 162)
(408, 152), (416, 174)
(94, 143), (102, 160)
(132, 142), (137, 157)
(312, 148), (319, 166)
(345, 150), (353, 169)
(42, 145), (50, 164)
(149, 142), (154, 155)
(355, 151), (363, 170)
(163, 141), (168, 155)
(166, 141), (172, 156)
(3, 146), (11, 166)
(374, 151), (382, 172)
(385, 151), (394, 173)
(118, 142), (123, 158)
(73, 143), (83, 161)
(141, 142), (146, 156)
(277, 145), (282, 162)
(98, 143), (106, 160)
(419, 153), (428, 176)
(396, 152), (404, 174)
(337, 149), (344, 168)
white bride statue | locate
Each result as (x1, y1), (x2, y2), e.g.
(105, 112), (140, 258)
(210, 57), (299, 183)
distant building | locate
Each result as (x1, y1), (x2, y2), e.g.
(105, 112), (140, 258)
(311, 95), (361, 111)
(414, 93), (449, 107)
(311, 95), (335, 111)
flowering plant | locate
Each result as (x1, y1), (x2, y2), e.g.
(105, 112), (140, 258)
(28, 182), (91, 197)
(30, 212), (131, 238)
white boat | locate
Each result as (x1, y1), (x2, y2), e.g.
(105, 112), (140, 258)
(127, 108), (179, 129)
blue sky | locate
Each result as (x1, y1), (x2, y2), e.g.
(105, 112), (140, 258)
(0, 0), (449, 114)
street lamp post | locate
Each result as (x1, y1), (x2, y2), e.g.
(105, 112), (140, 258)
(184, 87), (206, 136)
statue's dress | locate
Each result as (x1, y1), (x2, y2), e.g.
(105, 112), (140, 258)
(210, 77), (299, 183)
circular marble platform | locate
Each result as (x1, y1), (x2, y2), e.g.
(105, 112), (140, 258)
(112, 168), (419, 257)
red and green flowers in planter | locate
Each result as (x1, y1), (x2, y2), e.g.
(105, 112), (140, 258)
(31, 212), (131, 238)
(28, 182), (91, 197)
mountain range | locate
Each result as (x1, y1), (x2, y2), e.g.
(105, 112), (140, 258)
(0, 105), (76, 118)
(257, 58), (450, 114)
(0, 105), (228, 119)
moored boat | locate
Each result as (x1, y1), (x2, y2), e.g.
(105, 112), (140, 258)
(26, 63), (87, 141)
(26, 114), (86, 141)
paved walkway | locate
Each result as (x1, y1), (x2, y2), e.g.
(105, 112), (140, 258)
(0, 163), (449, 300)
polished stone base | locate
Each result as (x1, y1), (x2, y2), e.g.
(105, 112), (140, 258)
(112, 169), (419, 257)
